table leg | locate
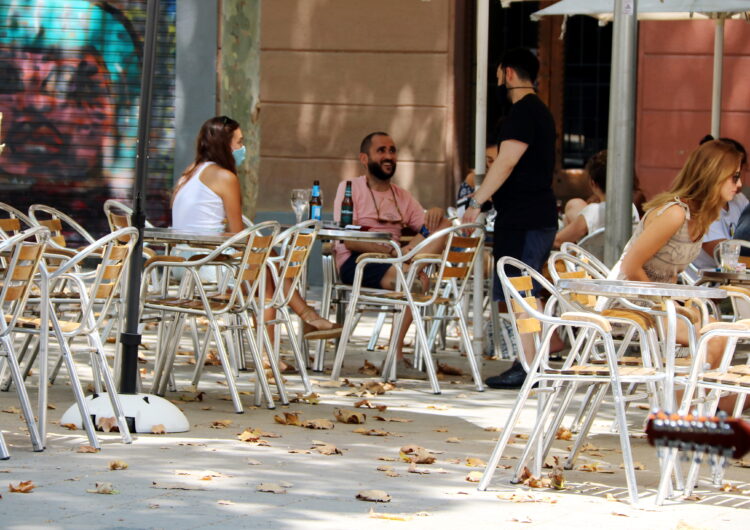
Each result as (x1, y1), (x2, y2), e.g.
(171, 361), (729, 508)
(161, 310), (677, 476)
(472, 239), (485, 364)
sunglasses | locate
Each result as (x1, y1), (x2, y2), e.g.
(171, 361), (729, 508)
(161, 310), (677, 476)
(732, 170), (742, 184)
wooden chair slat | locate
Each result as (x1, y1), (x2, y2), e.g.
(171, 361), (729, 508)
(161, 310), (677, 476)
(245, 253), (266, 265)
(51, 235), (67, 247)
(252, 235), (274, 248)
(446, 251), (474, 263)
(442, 266), (469, 279)
(11, 265), (34, 281)
(284, 265), (301, 279)
(95, 283), (115, 299)
(289, 249), (309, 262)
(516, 317), (541, 334)
(511, 296), (538, 313)
(108, 245), (130, 260)
(18, 243), (43, 260)
(0, 218), (21, 232)
(451, 236), (480, 248)
(40, 219), (64, 232)
(100, 264), (122, 280)
(110, 213), (130, 228)
(4, 285), (25, 301)
(295, 234), (314, 247)
(509, 275), (534, 293)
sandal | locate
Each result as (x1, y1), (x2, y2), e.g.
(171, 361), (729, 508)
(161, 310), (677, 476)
(299, 306), (342, 340)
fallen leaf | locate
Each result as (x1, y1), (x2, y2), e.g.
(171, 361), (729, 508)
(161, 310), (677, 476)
(247, 459), (262, 465)
(302, 419), (334, 430)
(373, 416), (412, 423)
(210, 419), (233, 429)
(611, 511), (629, 517)
(9, 481), (35, 493)
(354, 399), (387, 411)
(175, 391), (206, 402)
(46, 403), (57, 410)
(151, 424), (166, 435)
(274, 411), (302, 426)
(515, 433), (529, 440)
(684, 494), (703, 501)
(109, 460), (128, 470)
(548, 456), (566, 490)
(619, 462), (646, 471)
(217, 499), (234, 505)
(426, 404), (449, 411)
(408, 463), (430, 474)
(385, 470), (400, 477)
(497, 489), (558, 504)
(368, 510), (413, 521)
(289, 393), (320, 405)
(61, 423), (78, 430)
(446, 437), (462, 443)
(2, 406), (22, 414)
(484, 426), (502, 432)
(356, 489), (391, 502)
(355, 428), (395, 437)
(378, 456), (397, 462)
(76, 445), (99, 453)
(399, 445), (436, 464)
(578, 463), (615, 474)
(86, 482), (118, 494)
(360, 381), (395, 395)
(720, 483), (743, 493)
(313, 443), (342, 456)
(510, 516), (533, 524)
(288, 449), (312, 454)
(377, 465), (394, 472)
(151, 482), (206, 490)
(519, 467), (552, 488)
(334, 408), (366, 424)
(606, 493), (622, 503)
(555, 427), (573, 441)
(257, 482), (287, 494)
(97, 417), (119, 433)
(466, 457), (486, 467)
(466, 471), (483, 482)
(358, 359), (380, 376)
(434, 428), (449, 433)
(315, 379), (344, 388)
(201, 406), (213, 411)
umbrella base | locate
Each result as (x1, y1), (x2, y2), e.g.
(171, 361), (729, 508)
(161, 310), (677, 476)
(60, 393), (190, 433)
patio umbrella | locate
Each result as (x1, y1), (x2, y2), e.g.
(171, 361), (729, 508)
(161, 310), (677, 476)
(531, 0), (750, 138)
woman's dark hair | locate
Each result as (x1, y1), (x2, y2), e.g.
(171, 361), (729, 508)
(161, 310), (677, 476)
(585, 150), (607, 193)
(173, 116), (239, 200)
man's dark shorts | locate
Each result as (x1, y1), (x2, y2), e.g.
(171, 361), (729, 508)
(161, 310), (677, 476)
(492, 227), (556, 301)
(339, 252), (391, 289)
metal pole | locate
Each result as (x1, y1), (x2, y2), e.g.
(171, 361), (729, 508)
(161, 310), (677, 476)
(120, 0), (161, 394)
(472, 0), (489, 360)
(711, 16), (725, 139)
(604, 0), (638, 267)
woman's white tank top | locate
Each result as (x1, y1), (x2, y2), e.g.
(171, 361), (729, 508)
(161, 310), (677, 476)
(172, 162), (226, 232)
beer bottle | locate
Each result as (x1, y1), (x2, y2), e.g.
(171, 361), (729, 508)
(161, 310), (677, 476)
(309, 180), (322, 221)
(340, 180), (354, 227)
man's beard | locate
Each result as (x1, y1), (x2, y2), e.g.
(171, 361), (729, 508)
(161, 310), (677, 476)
(368, 159), (396, 181)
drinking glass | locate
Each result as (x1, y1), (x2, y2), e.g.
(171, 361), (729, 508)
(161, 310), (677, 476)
(290, 188), (310, 224)
(721, 241), (741, 271)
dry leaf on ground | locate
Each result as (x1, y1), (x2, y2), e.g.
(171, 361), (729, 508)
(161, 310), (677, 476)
(257, 482), (287, 494)
(151, 424), (166, 434)
(435, 428), (449, 433)
(289, 393), (320, 405)
(720, 483), (743, 493)
(426, 404), (450, 411)
(368, 510), (413, 521)
(497, 489), (558, 504)
(378, 456), (397, 462)
(274, 412), (302, 426)
(548, 456), (566, 490)
(484, 426), (502, 432)
(466, 457), (486, 467)
(619, 462), (646, 471)
(86, 482), (118, 494)
(315, 379), (344, 388)
(408, 463), (430, 475)
(210, 419), (233, 429)
(175, 392), (205, 402)
(356, 490), (391, 502)
(578, 463), (615, 474)
(288, 449), (312, 454)
(399, 445), (436, 464)
(555, 427), (573, 441)
(360, 381), (395, 395)
(61, 423), (77, 430)
(358, 360), (380, 376)
(519, 467), (552, 489)
(76, 445), (99, 453)
(354, 399), (387, 411)
(466, 471), (483, 482)
(312, 443), (342, 455)
(97, 417), (119, 432)
(151, 482), (206, 490)
(354, 428), (395, 437)
(445, 437), (462, 443)
(302, 419), (334, 430)
(9, 481), (35, 493)
(2, 406), (21, 414)
(373, 416), (411, 423)
(334, 408), (366, 424)
(437, 362), (463, 376)
(217, 499), (234, 505)
(109, 460), (128, 470)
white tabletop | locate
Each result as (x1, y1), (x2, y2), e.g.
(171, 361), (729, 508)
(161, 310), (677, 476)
(557, 278), (726, 300)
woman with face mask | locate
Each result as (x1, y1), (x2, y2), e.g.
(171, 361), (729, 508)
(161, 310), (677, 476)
(172, 116), (340, 351)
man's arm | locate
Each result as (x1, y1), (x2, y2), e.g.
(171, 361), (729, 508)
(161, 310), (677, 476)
(553, 214), (588, 249)
(344, 240), (396, 256)
(462, 140), (527, 223)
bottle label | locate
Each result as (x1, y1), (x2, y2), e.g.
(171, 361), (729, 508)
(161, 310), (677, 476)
(310, 205), (322, 221)
(341, 207), (353, 226)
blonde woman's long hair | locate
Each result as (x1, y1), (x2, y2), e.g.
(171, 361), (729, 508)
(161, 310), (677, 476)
(643, 139), (743, 239)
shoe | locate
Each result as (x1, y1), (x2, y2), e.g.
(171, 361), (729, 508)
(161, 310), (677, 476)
(485, 361), (528, 389)
(300, 306), (342, 340)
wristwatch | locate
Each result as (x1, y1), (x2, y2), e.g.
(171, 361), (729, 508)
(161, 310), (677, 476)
(468, 197), (481, 209)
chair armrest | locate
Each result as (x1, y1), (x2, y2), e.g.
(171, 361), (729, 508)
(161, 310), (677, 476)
(144, 255), (186, 268)
(561, 311), (612, 333)
(356, 252), (391, 264)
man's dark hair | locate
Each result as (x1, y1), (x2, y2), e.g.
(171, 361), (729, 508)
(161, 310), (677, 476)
(585, 150), (608, 193)
(500, 47), (539, 83)
(360, 131), (390, 154)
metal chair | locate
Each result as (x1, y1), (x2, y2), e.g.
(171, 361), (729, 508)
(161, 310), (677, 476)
(142, 221), (283, 412)
(330, 224), (485, 393)
(29, 204), (97, 255)
(0, 202), (34, 239)
(477, 257), (667, 504)
(0, 226), (49, 459)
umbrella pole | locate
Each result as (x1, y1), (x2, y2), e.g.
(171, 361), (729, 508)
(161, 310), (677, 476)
(711, 16), (725, 138)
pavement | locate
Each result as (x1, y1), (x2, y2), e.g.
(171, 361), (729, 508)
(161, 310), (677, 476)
(1, 312), (749, 529)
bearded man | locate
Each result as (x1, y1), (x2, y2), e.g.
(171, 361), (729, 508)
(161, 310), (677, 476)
(332, 131), (450, 369)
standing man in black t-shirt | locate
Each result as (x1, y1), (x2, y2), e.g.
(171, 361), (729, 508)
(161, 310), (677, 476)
(463, 47), (557, 389)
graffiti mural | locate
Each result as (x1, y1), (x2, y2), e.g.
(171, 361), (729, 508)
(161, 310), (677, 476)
(0, 0), (175, 236)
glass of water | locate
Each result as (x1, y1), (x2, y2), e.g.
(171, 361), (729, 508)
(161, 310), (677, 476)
(721, 240), (741, 271)
(290, 188), (310, 224)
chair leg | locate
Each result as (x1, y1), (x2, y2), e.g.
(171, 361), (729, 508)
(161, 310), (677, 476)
(564, 383), (608, 470)
(382, 309), (406, 382)
(330, 292), (361, 380)
(454, 303), (484, 391)
(2, 338), (43, 452)
(408, 300), (441, 394)
(58, 337), (100, 449)
(89, 333), (133, 444)
(367, 310), (387, 351)
(207, 319), (244, 414)
(239, 312), (275, 409)
(280, 307), (312, 394)
(260, 325), (289, 406)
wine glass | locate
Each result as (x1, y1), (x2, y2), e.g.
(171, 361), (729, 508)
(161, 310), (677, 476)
(290, 188), (310, 224)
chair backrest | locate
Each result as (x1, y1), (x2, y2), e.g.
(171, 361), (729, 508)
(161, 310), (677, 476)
(547, 251), (605, 309)
(48, 227), (139, 335)
(29, 204), (97, 251)
(0, 226), (50, 336)
(559, 241), (611, 278)
(268, 220), (320, 308)
(497, 256), (575, 371)
(103, 199), (156, 232)
(576, 226), (605, 262)
(0, 202), (34, 240)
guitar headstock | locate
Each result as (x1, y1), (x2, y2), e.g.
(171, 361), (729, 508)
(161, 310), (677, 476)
(645, 411), (750, 459)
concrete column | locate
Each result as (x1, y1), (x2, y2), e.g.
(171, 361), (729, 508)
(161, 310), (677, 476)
(174, 0), (218, 180)
(218, 0), (261, 219)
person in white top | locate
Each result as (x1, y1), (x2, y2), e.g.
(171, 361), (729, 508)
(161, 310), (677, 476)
(554, 150), (639, 249)
(691, 135), (748, 270)
(172, 116), (340, 345)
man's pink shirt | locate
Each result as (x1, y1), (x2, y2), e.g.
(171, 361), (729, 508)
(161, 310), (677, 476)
(333, 175), (425, 269)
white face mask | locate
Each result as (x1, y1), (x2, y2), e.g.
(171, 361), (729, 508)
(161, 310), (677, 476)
(232, 145), (246, 167)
